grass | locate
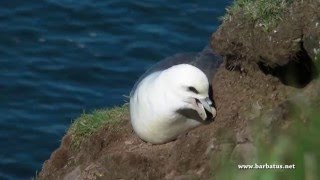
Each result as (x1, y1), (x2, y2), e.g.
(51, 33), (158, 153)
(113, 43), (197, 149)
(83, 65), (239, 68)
(68, 104), (129, 149)
(221, 0), (293, 31)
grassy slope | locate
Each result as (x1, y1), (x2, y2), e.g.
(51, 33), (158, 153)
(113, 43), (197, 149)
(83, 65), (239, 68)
(68, 104), (129, 149)
(221, 0), (293, 31)
(217, 1), (320, 179)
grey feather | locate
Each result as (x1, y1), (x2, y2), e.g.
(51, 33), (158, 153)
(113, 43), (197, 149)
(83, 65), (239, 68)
(130, 45), (223, 97)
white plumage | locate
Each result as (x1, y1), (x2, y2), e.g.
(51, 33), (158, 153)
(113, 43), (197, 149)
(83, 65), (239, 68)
(130, 46), (222, 144)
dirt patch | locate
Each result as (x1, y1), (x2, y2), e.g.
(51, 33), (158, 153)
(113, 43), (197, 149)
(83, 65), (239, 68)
(212, 0), (319, 87)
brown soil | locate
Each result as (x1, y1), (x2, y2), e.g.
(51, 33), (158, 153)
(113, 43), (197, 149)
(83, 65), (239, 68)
(212, 0), (319, 88)
(39, 1), (320, 179)
(38, 62), (301, 180)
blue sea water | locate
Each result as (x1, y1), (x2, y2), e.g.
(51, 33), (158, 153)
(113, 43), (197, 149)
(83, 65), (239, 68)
(0, 0), (231, 179)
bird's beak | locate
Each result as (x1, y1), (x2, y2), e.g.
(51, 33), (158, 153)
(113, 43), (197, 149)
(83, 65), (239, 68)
(199, 97), (213, 113)
(195, 97), (216, 121)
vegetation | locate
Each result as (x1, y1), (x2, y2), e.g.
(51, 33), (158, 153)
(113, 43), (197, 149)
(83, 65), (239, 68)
(221, 0), (293, 30)
(214, 49), (320, 179)
(316, 49), (320, 62)
(68, 104), (129, 149)
(217, 1), (320, 175)
(216, 94), (320, 179)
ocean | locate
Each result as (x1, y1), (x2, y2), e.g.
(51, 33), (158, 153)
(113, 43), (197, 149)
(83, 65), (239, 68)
(0, 0), (231, 179)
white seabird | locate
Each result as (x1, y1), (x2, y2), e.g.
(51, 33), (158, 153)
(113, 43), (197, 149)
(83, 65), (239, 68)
(130, 45), (223, 144)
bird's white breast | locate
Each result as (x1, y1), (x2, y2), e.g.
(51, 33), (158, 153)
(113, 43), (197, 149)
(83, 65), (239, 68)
(130, 72), (201, 144)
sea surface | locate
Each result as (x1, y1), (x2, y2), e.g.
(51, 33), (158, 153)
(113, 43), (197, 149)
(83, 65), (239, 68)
(0, 0), (231, 179)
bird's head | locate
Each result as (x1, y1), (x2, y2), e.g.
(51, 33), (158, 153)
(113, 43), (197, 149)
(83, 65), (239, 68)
(162, 64), (217, 122)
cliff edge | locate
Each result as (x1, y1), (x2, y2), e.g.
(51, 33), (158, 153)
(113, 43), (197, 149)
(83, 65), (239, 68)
(39, 0), (320, 179)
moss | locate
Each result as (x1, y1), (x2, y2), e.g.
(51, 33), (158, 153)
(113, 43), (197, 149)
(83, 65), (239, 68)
(221, 0), (293, 31)
(68, 104), (129, 149)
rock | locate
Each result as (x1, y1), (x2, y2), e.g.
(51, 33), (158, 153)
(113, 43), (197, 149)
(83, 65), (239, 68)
(124, 140), (133, 145)
(64, 166), (81, 180)
(235, 127), (253, 144)
(230, 142), (257, 164)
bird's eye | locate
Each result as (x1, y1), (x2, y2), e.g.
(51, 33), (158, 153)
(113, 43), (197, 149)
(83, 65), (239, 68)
(188, 86), (199, 94)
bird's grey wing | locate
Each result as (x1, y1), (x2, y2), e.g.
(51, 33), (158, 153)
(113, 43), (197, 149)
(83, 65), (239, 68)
(143, 52), (197, 76)
(130, 52), (198, 96)
(190, 44), (223, 80)
(189, 44), (223, 105)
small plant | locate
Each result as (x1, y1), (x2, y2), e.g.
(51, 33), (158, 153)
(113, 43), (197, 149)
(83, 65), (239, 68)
(221, 0), (293, 31)
(68, 104), (129, 149)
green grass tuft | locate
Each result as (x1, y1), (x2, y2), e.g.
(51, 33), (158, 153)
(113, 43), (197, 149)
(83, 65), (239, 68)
(221, 0), (293, 31)
(68, 104), (129, 149)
